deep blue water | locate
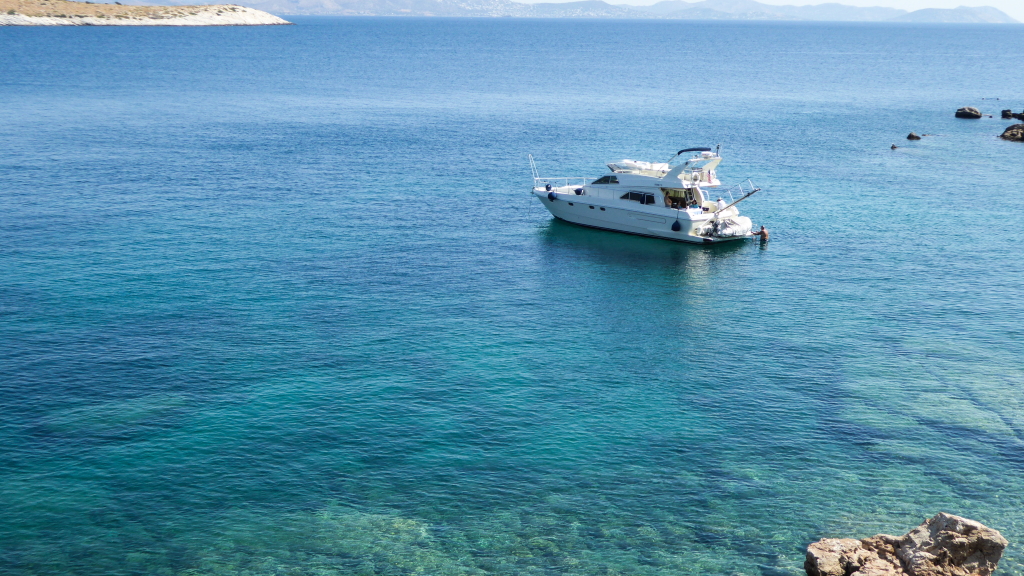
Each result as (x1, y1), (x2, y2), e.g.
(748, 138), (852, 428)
(2, 17), (1024, 576)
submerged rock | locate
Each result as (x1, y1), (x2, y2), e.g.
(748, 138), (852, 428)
(805, 513), (1007, 576)
(999, 124), (1024, 142)
(955, 107), (983, 119)
(907, 132), (922, 140)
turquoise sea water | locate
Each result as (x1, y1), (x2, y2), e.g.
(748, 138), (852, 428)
(2, 17), (1024, 576)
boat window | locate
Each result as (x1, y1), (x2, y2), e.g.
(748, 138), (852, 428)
(592, 175), (619, 185)
(619, 191), (656, 205)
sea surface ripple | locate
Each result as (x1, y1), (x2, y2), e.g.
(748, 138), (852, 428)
(2, 17), (1024, 576)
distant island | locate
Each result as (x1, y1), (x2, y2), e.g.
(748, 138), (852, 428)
(0, 0), (291, 24)
(183, 0), (1018, 23)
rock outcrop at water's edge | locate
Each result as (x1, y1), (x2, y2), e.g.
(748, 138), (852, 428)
(1000, 124), (1024, 142)
(0, 0), (290, 25)
(805, 513), (1007, 576)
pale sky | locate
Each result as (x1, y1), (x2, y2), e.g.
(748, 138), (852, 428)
(521, 0), (1024, 22)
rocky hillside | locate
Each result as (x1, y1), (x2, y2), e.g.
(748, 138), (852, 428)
(0, 0), (291, 24)
(890, 5), (1017, 22)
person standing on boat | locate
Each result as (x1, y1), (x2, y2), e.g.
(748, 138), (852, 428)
(716, 197), (727, 211)
(752, 226), (769, 242)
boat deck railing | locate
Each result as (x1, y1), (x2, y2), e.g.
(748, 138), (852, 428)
(530, 154), (592, 191)
(529, 156), (760, 209)
(718, 179), (759, 205)
(533, 180), (748, 204)
(533, 176), (591, 190)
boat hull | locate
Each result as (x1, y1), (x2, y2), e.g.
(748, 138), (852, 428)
(534, 190), (749, 245)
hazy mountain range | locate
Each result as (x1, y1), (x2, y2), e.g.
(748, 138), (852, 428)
(126, 0), (1020, 22)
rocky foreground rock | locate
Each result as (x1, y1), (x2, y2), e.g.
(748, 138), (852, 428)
(1000, 124), (1024, 142)
(955, 107), (983, 119)
(806, 513), (1007, 576)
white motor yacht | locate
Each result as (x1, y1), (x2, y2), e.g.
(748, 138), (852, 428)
(530, 147), (759, 244)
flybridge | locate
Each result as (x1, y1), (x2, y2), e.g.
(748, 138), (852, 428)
(606, 146), (721, 181)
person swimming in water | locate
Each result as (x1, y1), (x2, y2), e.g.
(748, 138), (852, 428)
(752, 226), (769, 242)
